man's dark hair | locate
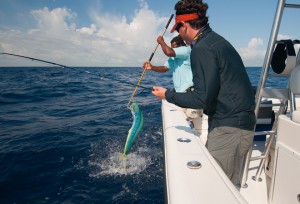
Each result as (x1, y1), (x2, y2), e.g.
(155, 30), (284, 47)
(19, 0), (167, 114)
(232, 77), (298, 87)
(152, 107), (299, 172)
(175, 0), (209, 29)
(171, 35), (186, 46)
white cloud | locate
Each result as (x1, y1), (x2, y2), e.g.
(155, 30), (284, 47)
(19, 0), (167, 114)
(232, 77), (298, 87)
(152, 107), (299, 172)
(277, 34), (291, 40)
(238, 37), (265, 66)
(0, 2), (171, 67)
(30, 7), (77, 33)
(76, 24), (97, 35)
(237, 34), (300, 67)
(248, 38), (263, 49)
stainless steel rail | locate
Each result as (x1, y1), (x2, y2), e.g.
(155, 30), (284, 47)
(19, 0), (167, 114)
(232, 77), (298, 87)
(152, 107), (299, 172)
(241, 0), (300, 188)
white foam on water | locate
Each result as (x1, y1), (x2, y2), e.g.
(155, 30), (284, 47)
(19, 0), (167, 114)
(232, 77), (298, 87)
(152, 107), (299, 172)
(88, 147), (152, 177)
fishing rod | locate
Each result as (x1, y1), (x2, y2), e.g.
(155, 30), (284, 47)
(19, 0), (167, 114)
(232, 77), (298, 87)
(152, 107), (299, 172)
(127, 14), (174, 107)
(1, 52), (67, 68)
(0, 52), (151, 91)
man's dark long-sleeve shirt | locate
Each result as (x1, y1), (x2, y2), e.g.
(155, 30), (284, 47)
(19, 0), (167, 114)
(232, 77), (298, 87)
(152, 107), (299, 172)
(165, 26), (255, 130)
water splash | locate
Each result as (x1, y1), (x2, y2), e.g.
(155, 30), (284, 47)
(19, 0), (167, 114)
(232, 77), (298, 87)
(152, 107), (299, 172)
(88, 147), (152, 177)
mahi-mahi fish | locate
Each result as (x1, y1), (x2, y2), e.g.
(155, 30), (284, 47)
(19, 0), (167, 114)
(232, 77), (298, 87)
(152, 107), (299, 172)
(122, 102), (144, 156)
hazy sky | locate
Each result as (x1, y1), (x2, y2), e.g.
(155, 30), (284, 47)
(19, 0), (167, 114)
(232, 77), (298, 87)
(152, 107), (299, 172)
(0, 0), (299, 67)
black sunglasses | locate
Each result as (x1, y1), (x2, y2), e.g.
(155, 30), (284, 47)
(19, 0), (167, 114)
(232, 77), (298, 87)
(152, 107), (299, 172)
(175, 22), (183, 32)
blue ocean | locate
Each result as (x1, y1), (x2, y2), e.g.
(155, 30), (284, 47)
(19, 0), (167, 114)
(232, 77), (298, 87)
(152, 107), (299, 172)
(0, 66), (286, 203)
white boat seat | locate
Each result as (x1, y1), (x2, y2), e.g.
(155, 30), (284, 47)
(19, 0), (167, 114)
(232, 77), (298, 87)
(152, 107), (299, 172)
(296, 48), (300, 67)
(290, 63), (300, 123)
(292, 111), (300, 124)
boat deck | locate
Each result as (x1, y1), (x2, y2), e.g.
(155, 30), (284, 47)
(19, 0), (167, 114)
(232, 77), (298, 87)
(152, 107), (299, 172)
(197, 103), (270, 204)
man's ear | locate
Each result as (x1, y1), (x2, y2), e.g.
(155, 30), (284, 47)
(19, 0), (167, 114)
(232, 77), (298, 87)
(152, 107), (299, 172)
(181, 21), (188, 33)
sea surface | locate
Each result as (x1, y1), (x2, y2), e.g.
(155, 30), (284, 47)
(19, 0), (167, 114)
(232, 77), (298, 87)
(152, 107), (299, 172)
(0, 67), (287, 203)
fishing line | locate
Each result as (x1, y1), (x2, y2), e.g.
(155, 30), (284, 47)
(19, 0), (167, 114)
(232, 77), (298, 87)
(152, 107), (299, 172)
(0, 52), (152, 93)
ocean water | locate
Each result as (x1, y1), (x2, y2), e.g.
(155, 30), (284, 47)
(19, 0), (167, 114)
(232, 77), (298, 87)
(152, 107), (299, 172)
(0, 67), (287, 203)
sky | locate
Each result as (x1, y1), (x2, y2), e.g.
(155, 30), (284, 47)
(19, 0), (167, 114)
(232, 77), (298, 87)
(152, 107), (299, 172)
(0, 0), (299, 67)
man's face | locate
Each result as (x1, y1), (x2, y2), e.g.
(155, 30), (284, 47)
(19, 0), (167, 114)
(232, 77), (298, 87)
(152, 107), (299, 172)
(171, 42), (178, 48)
(177, 22), (192, 45)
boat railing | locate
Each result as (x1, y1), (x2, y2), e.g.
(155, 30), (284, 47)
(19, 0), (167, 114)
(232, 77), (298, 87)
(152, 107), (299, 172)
(241, 0), (300, 188)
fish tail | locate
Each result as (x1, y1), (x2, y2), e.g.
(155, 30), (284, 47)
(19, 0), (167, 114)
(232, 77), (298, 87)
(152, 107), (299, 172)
(119, 152), (126, 161)
(119, 153), (127, 172)
(123, 157), (127, 172)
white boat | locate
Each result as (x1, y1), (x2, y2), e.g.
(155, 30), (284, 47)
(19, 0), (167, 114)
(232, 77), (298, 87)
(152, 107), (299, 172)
(162, 0), (300, 203)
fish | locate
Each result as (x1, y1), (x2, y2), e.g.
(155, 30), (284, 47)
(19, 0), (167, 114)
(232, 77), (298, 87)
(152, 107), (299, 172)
(122, 102), (144, 156)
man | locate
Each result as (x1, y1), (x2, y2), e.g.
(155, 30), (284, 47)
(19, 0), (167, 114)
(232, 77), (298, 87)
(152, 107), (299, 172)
(143, 35), (193, 93)
(152, 0), (256, 187)
(144, 35), (203, 132)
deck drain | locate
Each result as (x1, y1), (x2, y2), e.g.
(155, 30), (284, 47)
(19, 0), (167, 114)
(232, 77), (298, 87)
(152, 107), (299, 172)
(177, 138), (191, 143)
(187, 160), (202, 169)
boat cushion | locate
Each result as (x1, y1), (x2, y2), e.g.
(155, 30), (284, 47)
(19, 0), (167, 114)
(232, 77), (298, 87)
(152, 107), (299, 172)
(290, 64), (300, 94)
(292, 110), (300, 124)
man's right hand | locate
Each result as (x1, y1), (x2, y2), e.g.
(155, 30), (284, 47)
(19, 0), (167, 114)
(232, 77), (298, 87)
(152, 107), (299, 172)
(157, 36), (165, 45)
(142, 61), (152, 70)
(152, 86), (167, 100)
